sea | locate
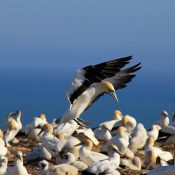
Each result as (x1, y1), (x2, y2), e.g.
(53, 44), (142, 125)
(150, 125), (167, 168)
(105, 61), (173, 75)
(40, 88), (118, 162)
(0, 69), (174, 129)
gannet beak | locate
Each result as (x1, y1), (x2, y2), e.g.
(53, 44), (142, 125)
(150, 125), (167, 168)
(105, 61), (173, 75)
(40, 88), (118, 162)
(37, 128), (44, 136)
(109, 91), (119, 103)
(16, 155), (22, 161)
(74, 142), (82, 147)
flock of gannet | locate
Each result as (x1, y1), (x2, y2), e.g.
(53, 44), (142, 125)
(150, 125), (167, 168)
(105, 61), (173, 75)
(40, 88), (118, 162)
(1, 57), (175, 175)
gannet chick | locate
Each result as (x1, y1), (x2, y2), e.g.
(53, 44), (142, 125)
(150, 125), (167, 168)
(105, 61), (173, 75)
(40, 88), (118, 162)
(0, 155), (8, 175)
(56, 57), (141, 126)
(129, 123), (148, 153)
(7, 151), (29, 175)
(54, 119), (79, 137)
(61, 152), (88, 171)
(78, 138), (108, 165)
(4, 110), (22, 147)
(120, 157), (141, 171)
(102, 126), (129, 154)
(121, 115), (137, 133)
(148, 124), (161, 141)
(82, 144), (120, 175)
(94, 124), (112, 141)
(39, 160), (78, 175)
(156, 111), (169, 128)
(25, 113), (48, 142)
(0, 129), (7, 156)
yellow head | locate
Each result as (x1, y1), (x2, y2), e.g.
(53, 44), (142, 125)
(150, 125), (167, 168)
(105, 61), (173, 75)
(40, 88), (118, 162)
(83, 138), (93, 151)
(122, 115), (131, 126)
(39, 123), (53, 135)
(57, 134), (65, 141)
(8, 119), (18, 130)
(0, 129), (3, 138)
(101, 81), (118, 103)
(113, 110), (122, 120)
(39, 114), (46, 120)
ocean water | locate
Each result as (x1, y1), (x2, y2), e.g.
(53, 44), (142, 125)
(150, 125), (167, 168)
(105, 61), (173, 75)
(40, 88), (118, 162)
(0, 69), (174, 129)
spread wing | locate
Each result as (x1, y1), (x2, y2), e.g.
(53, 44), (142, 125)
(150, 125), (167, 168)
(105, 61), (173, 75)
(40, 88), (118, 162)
(67, 56), (132, 105)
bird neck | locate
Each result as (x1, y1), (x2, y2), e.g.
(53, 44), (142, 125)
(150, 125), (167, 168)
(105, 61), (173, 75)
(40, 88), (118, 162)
(84, 139), (93, 151)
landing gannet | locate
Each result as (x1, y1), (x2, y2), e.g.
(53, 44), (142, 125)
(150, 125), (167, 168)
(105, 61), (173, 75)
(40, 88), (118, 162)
(0, 155), (8, 175)
(56, 56), (141, 126)
(4, 110), (22, 147)
(7, 151), (29, 175)
(39, 160), (78, 175)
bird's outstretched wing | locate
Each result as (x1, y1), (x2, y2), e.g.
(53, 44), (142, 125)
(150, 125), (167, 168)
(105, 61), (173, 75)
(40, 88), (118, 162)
(67, 56), (137, 104)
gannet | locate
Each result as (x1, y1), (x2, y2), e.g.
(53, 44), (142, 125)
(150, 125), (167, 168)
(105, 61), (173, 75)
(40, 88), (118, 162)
(0, 155), (8, 175)
(39, 160), (78, 175)
(121, 115), (137, 133)
(156, 111), (170, 128)
(94, 124), (112, 141)
(77, 138), (108, 165)
(56, 56), (141, 126)
(82, 144), (121, 175)
(0, 129), (7, 156)
(120, 157), (142, 171)
(148, 124), (161, 141)
(129, 123), (148, 153)
(102, 126), (129, 154)
(7, 151), (29, 175)
(24, 113), (48, 142)
(54, 119), (79, 137)
(4, 110), (22, 147)
(144, 136), (173, 169)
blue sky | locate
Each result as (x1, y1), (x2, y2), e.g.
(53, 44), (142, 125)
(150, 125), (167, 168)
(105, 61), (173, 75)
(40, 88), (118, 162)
(0, 1), (175, 75)
(0, 1), (175, 127)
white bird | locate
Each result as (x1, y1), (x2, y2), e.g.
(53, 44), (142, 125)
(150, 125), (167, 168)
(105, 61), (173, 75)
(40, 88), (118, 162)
(26, 143), (52, 161)
(144, 136), (173, 169)
(148, 124), (161, 141)
(94, 124), (112, 141)
(24, 113), (48, 142)
(102, 126), (129, 155)
(7, 151), (29, 175)
(76, 128), (99, 145)
(78, 138), (108, 165)
(83, 144), (121, 175)
(121, 115), (137, 133)
(54, 119), (79, 137)
(129, 123), (148, 153)
(0, 155), (8, 175)
(120, 157), (142, 171)
(156, 110), (170, 128)
(39, 160), (78, 175)
(4, 110), (22, 147)
(0, 129), (7, 156)
(55, 56), (141, 126)
(99, 110), (123, 131)
(38, 123), (60, 157)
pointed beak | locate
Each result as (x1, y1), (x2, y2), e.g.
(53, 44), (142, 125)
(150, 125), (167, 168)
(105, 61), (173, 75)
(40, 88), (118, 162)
(109, 91), (119, 103)
(37, 128), (44, 136)
(74, 142), (82, 147)
(16, 155), (22, 161)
